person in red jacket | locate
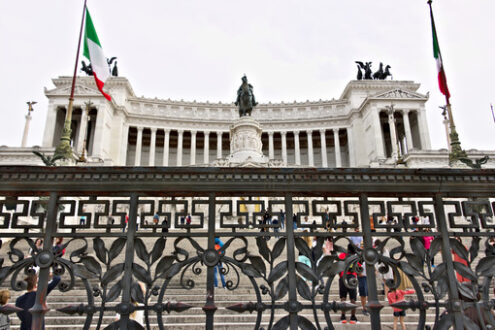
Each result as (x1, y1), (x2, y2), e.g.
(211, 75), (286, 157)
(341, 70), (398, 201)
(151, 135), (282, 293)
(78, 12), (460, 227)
(387, 287), (415, 330)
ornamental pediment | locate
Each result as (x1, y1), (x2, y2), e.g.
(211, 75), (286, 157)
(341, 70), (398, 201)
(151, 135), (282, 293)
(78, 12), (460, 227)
(371, 88), (428, 100)
(45, 84), (101, 97)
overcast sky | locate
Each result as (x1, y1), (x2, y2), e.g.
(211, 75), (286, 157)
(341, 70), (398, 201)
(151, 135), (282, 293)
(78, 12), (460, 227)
(0, 1), (494, 151)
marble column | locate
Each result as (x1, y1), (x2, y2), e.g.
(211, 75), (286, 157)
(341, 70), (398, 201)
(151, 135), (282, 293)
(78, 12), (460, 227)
(163, 129), (170, 166)
(120, 123), (129, 165)
(92, 107), (105, 157)
(307, 130), (314, 166)
(417, 109), (431, 150)
(294, 131), (301, 165)
(216, 132), (222, 159)
(204, 131), (210, 164)
(190, 130), (197, 165)
(388, 109), (399, 159)
(268, 132), (274, 159)
(42, 105), (58, 147)
(177, 130), (184, 166)
(21, 113), (32, 147)
(149, 128), (157, 166)
(333, 128), (342, 167)
(75, 109), (88, 153)
(87, 119), (95, 156)
(281, 131), (287, 165)
(346, 127), (356, 167)
(402, 110), (413, 151)
(319, 129), (328, 167)
(135, 126), (143, 166)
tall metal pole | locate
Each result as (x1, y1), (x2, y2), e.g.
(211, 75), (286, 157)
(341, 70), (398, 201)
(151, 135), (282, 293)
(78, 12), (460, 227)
(204, 194), (218, 330)
(360, 193), (383, 329)
(54, 0), (88, 160)
(284, 194), (299, 329)
(491, 104), (495, 125)
(439, 105), (452, 151)
(434, 194), (464, 329)
(30, 192), (58, 330)
(428, 0), (466, 165)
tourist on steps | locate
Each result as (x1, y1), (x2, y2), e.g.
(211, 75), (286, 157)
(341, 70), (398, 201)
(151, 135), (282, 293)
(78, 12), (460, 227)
(338, 243), (359, 324)
(15, 274), (60, 330)
(214, 238), (226, 288)
(0, 289), (12, 329)
(387, 287), (415, 330)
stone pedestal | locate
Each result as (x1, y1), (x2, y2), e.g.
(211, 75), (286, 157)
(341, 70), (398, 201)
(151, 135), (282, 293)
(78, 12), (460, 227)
(227, 117), (269, 165)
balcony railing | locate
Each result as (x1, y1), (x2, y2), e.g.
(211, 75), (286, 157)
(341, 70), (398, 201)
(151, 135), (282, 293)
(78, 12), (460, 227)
(0, 166), (494, 330)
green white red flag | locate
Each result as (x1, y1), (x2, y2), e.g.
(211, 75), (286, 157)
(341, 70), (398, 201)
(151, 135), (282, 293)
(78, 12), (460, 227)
(83, 8), (111, 101)
(429, 3), (450, 103)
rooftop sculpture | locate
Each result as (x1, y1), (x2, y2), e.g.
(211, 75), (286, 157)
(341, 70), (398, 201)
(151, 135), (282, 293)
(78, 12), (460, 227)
(355, 61), (392, 80)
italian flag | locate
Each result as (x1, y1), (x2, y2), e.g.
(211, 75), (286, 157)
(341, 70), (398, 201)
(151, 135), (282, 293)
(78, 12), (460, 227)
(430, 5), (450, 103)
(83, 8), (111, 101)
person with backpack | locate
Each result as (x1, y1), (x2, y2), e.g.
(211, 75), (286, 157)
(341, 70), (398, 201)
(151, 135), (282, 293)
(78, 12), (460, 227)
(214, 237), (226, 289)
(338, 243), (359, 324)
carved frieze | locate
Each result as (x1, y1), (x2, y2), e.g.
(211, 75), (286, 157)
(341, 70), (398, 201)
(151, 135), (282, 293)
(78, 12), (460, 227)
(372, 88), (428, 100)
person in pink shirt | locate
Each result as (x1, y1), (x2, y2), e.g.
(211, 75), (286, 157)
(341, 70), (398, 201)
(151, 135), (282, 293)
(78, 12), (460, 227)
(422, 228), (435, 266)
(387, 287), (415, 330)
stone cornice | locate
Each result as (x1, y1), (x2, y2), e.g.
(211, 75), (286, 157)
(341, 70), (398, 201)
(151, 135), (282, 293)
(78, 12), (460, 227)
(124, 116), (351, 133)
(0, 166), (493, 196)
(127, 96), (348, 108)
(339, 80), (421, 100)
(47, 76), (136, 97)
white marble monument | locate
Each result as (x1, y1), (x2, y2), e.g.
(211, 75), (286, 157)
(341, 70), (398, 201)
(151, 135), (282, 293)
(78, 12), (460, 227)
(212, 116), (284, 167)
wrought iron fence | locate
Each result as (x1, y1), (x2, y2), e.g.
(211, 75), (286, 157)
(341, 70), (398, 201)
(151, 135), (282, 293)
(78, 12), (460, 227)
(0, 166), (494, 330)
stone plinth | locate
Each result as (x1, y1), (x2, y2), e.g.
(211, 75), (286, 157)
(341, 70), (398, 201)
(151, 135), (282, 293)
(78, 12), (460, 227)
(227, 117), (269, 165)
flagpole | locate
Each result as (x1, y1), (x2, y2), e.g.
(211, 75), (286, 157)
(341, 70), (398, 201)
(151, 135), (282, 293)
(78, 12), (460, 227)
(427, 0), (467, 165)
(54, 0), (88, 160)
(491, 104), (495, 125)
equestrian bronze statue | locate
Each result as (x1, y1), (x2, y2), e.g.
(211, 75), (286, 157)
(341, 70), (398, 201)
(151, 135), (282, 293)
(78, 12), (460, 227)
(235, 75), (258, 117)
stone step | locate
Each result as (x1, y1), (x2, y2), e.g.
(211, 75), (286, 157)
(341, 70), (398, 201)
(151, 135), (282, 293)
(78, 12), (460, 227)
(8, 321), (435, 330)
(8, 312), (437, 325)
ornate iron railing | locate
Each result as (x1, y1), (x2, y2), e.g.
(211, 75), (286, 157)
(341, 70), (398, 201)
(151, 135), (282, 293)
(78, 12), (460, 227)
(0, 166), (494, 330)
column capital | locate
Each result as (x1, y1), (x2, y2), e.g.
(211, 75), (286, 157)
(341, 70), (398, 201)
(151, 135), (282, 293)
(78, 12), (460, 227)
(280, 131), (287, 136)
(177, 129), (184, 134)
(190, 130), (197, 135)
(137, 126), (144, 132)
(268, 131), (274, 136)
(204, 131), (210, 136)
(150, 127), (157, 133)
(319, 129), (326, 135)
(294, 130), (300, 136)
(216, 131), (222, 137)
(401, 109), (410, 115)
(164, 129), (171, 134)
(306, 130), (313, 135)
(333, 128), (340, 134)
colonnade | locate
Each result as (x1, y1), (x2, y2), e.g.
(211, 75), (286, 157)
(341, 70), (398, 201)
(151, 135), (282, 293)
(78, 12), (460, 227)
(126, 127), (354, 168)
(380, 108), (426, 159)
